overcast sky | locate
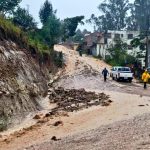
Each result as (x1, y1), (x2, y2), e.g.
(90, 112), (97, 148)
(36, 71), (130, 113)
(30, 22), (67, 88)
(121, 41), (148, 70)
(20, 0), (134, 31)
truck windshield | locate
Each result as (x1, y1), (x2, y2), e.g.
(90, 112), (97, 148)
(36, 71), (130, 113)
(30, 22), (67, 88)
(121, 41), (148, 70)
(118, 68), (131, 72)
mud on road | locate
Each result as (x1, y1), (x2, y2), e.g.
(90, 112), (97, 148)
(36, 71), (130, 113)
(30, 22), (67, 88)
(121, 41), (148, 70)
(27, 113), (150, 150)
(54, 45), (150, 97)
(1, 45), (150, 150)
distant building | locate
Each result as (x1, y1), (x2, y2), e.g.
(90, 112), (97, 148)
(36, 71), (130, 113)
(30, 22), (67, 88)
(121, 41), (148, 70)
(105, 30), (145, 66)
(82, 32), (107, 58)
(106, 30), (140, 56)
(82, 30), (145, 66)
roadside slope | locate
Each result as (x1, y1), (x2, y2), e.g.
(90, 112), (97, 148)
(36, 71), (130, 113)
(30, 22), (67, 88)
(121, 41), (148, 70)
(1, 45), (150, 150)
(0, 40), (49, 127)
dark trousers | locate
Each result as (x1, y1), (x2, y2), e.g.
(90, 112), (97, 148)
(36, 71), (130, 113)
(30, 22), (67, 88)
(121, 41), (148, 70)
(144, 82), (147, 89)
(104, 75), (107, 82)
(79, 51), (82, 56)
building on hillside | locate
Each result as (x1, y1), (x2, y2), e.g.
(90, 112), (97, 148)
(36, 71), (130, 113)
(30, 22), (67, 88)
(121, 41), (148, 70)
(82, 32), (108, 59)
(105, 30), (145, 66)
(106, 30), (139, 56)
(82, 30), (145, 66)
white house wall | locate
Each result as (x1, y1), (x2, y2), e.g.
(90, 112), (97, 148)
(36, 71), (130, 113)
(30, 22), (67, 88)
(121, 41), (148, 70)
(92, 47), (97, 56)
(106, 30), (145, 66)
(107, 30), (140, 52)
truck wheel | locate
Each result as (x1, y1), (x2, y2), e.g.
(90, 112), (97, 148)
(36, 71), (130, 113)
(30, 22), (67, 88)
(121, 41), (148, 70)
(112, 75), (114, 80)
(129, 79), (132, 83)
(116, 76), (120, 81)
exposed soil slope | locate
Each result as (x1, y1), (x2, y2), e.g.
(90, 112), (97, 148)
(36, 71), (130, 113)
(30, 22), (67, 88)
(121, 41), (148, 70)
(1, 45), (150, 150)
(0, 40), (49, 126)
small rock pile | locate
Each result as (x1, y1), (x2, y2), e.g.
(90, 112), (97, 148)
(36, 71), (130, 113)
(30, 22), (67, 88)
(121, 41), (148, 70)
(49, 87), (112, 113)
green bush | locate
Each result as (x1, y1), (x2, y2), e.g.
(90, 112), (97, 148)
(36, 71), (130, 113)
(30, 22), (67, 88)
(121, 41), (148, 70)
(0, 15), (63, 66)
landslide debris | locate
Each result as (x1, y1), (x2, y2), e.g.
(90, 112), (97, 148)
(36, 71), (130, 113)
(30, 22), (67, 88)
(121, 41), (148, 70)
(49, 87), (112, 114)
(0, 40), (50, 130)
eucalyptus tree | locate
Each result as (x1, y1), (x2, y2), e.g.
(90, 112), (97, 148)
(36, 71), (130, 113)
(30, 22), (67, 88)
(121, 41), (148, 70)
(87, 0), (130, 31)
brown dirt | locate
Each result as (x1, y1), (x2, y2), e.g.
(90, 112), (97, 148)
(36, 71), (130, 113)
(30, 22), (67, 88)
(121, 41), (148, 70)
(0, 45), (150, 150)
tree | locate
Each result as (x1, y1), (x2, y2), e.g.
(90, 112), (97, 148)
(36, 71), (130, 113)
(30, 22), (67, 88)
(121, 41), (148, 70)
(130, 38), (146, 60)
(86, 14), (102, 31)
(134, 0), (150, 33)
(82, 29), (91, 36)
(13, 7), (37, 31)
(61, 16), (84, 41)
(106, 39), (136, 66)
(87, 0), (130, 31)
(39, 0), (56, 25)
(0, 0), (21, 14)
(41, 14), (61, 48)
(39, 1), (61, 49)
(126, 3), (138, 30)
(73, 29), (84, 43)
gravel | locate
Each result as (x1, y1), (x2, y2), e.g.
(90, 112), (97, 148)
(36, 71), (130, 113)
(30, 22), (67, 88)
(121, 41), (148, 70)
(26, 113), (150, 150)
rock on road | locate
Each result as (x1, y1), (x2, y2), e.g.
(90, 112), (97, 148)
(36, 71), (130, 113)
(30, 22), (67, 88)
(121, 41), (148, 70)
(1, 45), (150, 150)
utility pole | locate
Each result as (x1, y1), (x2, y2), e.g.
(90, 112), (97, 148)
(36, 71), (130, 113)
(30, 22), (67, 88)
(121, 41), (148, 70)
(145, 0), (150, 68)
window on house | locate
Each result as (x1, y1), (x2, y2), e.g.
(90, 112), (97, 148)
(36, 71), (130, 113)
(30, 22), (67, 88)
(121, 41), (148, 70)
(128, 34), (133, 39)
(121, 34), (124, 38)
(107, 33), (111, 38)
(104, 38), (107, 44)
(114, 34), (120, 39)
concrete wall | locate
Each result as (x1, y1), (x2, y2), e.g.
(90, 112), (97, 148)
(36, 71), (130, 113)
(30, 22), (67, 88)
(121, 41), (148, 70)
(148, 41), (150, 67)
(107, 30), (140, 56)
(106, 30), (145, 66)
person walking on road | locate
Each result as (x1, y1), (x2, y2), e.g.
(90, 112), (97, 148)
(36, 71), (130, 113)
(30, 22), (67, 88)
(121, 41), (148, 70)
(102, 68), (109, 82)
(79, 49), (82, 57)
(142, 70), (150, 89)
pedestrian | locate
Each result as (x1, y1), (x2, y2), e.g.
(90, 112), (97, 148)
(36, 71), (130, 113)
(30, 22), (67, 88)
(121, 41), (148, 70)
(79, 49), (82, 57)
(102, 68), (109, 82)
(142, 69), (150, 89)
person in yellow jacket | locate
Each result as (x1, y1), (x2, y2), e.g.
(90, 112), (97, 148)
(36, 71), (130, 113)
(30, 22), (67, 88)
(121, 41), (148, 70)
(142, 70), (150, 89)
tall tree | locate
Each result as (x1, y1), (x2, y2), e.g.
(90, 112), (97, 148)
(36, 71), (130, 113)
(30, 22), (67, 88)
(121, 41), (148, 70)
(41, 14), (61, 48)
(61, 16), (84, 41)
(39, 0), (56, 25)
(88, 0), (130, 31)
(0, 0), (21, 14)
(86, 14), (104, 31)
(126, 3), (138, 30)
(134, 0), (150, 34)
(106, 39), (136, 66)
(13, 7), (37, 31)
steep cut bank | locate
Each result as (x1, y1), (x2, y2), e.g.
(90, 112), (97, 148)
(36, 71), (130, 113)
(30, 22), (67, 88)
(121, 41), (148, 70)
(0, 40), (51, 129)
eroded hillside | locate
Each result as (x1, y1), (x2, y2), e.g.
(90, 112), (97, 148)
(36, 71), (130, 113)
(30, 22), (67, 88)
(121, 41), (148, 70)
(0, 40), (50, 129)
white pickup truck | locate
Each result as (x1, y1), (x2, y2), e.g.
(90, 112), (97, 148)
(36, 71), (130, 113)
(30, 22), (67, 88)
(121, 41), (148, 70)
(110, 66), (133, 82)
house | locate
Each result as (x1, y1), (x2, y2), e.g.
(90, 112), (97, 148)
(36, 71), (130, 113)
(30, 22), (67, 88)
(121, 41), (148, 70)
(105, 30), (145, 66)
(106, 30), (140, 56)
(83, 30), (145, 66)
(82, 32), (107, 58)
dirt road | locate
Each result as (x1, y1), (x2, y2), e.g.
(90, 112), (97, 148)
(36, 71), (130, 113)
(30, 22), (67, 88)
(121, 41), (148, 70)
(54, 45), (150, 97)
(0, 45), (150, 150)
